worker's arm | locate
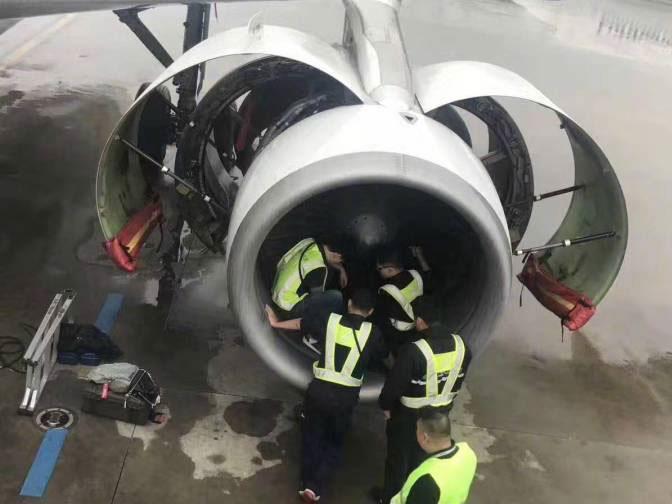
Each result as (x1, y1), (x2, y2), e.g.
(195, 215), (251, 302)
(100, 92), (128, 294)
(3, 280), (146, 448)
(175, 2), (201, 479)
(405, 474), (441, 504)
(410, 246), (431, 273)
(334, 263), (348, 289)
(265, 305), (301, 331)
(302, 267), (329, 294)
(462, 343), (472, 375)
(453, 342), (472, 393)
(376, 289), (410, 325)
(378, 343), (417, 411)
(371, 329), (390, 362)
(410, 246), (435, 294)
(368, 329), (390, 372)
(300, 305), (331, 341)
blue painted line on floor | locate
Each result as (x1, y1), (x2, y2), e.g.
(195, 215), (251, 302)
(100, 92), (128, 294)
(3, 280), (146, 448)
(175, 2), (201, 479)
(94, 293), (124, 335)
(20, 428), (68, 497)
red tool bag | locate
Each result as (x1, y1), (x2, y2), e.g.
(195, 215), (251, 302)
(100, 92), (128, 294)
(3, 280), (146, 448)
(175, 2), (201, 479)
(104, 201), (163, 273)
(517, 254), (596, 331)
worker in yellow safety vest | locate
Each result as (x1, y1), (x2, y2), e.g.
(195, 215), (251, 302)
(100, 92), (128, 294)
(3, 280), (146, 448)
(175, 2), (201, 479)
(375, 245), (432, 356)
(374, 301), (471, 504)
(391, 408), (477, 504)
(271, 237), (349, 325)
(267, 288), (387, 503)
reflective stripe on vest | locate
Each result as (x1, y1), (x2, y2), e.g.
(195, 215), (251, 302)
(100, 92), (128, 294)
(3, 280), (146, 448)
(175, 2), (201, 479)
(313, 314), (372, 387)
(400, 334), (465, 409)
(271, 238), (327, 311)
(379, 269), (423, 331)
(391, 442), (477, 504)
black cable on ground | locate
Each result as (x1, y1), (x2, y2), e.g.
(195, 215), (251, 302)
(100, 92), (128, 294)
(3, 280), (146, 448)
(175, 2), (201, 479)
(0, 336), (26, 373)
(0, 323), (36, 374)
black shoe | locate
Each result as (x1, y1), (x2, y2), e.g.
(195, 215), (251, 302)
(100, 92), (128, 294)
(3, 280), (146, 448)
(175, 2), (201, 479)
(294, 403), (305, 422)
(368, 486), (383, 503)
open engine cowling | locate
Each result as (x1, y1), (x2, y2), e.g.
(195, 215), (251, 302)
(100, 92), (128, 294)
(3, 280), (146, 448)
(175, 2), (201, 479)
(97, 1), (627, 399)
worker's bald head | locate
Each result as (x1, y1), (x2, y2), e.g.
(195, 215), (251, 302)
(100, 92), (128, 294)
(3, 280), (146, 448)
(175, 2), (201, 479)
(416, 407), (454, 453)
(376, 245), (402, 268)
(376, 245), (403, 279)
(318, 234), (347, 267)
(414, 297), (435, 331)
(348, 288), (375, 317)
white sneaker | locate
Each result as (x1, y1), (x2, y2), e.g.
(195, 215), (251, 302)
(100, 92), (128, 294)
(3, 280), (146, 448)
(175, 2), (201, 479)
(299, 488), (320, 503)
(302, 336), (320, 354)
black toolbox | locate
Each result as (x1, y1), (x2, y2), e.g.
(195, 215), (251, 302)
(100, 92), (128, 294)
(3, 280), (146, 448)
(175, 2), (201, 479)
(82, 370), (158, 425)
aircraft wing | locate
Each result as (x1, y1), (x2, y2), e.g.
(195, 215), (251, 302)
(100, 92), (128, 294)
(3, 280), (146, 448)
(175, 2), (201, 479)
(0, 0), (288, 20)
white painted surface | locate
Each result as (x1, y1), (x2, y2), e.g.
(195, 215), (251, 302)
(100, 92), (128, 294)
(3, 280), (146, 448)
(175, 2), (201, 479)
(413, 60), (565, 117)
(116, 406), (172, 451)
(227, 103), (509, 255)
(451, 386), (500, 466)
(179, 395), (293, 480)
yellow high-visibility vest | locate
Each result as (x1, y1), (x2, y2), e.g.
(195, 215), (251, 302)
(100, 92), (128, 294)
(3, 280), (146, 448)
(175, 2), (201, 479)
(400, 334), (465, 409)
(313, 314), (372, 387)
(391, 442), (477, 504)
(272, 238), (326, 311)
(379, 270), (423, 331)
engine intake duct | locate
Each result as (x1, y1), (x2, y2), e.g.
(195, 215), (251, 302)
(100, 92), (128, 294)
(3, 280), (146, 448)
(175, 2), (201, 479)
(226, 104), (512, 400)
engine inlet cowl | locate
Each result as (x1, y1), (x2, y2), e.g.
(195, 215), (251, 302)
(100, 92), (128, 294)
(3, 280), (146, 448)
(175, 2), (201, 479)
(226, 104), (512, 400)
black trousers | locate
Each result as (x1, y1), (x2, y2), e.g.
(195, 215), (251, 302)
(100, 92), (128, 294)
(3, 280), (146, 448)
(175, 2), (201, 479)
(382, 406), (425, 503)
(301, 396), (353, 496)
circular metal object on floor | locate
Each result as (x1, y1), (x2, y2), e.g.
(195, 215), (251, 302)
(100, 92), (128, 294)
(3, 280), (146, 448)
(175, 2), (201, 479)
(34, 407), (76, 431)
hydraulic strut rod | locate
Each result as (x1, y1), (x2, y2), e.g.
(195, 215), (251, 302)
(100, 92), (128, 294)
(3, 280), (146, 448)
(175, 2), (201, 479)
(116, 136), (226, 212)
(504, 184), (585, 209)
(174, 3), (210, 128)
(513, 231), (616, 256)
(114, 8), (174, 68)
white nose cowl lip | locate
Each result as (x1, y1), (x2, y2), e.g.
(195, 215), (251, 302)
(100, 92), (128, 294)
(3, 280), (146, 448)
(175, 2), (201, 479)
(226, 104), (512, 401)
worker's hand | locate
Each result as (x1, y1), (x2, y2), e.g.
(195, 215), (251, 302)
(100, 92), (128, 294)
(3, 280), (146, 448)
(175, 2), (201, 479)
(338, 267), (348, 289)
(415, 317), (429, 331)
(383, 410), (391, 420)
(325, 247), (344, 267)
(265, 305), (279, 328)
(409, 245), (430, 271)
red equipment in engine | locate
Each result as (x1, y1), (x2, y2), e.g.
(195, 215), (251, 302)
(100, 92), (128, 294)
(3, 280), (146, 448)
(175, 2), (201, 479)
(104, 201), (163, 272)
(518, 254), (596, 331)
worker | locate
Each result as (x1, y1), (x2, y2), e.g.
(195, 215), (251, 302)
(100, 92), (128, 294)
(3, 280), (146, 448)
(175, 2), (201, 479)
(271, 236), (348, 321)
(267, 289), (387, 504)
(375, 303), (471, 504)
(391, 408), (477, 504)
(375, 245), (432, 356)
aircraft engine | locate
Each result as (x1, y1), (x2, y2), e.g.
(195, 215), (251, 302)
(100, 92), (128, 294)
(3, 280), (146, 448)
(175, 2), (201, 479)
(96, 1), (627, 399)
(225, 103), (513, 398)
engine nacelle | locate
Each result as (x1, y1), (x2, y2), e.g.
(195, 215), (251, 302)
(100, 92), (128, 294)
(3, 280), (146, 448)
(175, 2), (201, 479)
(97, 1), (627, 399)
(226, 104), (512, 399)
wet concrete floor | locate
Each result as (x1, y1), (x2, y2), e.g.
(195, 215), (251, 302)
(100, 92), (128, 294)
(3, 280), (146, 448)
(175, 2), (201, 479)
(1, 0), (672, 502)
